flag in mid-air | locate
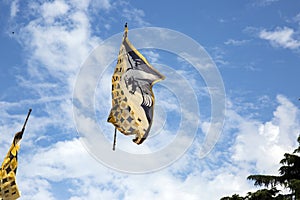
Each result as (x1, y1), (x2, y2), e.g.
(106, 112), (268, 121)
(0, 131), (23, 200)
(0, 109), (31, 200)
(107, 23), (165, 145)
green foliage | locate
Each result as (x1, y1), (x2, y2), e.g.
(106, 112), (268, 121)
(220, 194), (244, 200)
(293, 135), (300, 154)
(246, 188), (280, 200)
(247, 175), (280, 187)
(289, 179), (300, 199)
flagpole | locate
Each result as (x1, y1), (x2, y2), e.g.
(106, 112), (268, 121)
(22, 108), (32, 133)
(112, 128), (117, 151)
(13, 109), (32, 145)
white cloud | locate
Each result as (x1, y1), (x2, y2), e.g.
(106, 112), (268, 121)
(224, 39), (250, 46)
(20, 10), (99, 81)
(259, 27), (300, 49)
(41, 0), (69, 22)
(19, 178), (56, 200)
(209, 47), (229, 67)
(91, 0), (111, 11)
(141, 50), (160, 63)
(122, 7), (150, 27)
(6, 0), (103, 143)
(231, 95), (299, 174)
(21, 139), (103, 180)
(253, 0), (279, 7)
(10, 0), (19, 18)
(294, 13), (300, 24)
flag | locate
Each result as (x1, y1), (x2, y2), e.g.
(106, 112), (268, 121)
(0, 131), (23, 200)
(107, 23), (165, 145)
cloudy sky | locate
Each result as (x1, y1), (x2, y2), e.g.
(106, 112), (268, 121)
(1, 0), (300, 199)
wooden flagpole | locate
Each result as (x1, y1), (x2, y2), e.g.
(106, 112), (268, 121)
(14, 108), (32, 144)
(22, 108), (32, 133)
(112, 128), (117, 151)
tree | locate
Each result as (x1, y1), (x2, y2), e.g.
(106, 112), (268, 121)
(221, 135), (300, 200)
(245, 188), (284, 200)
(220, 194), (244, 200)
(221, 188), (282, 200)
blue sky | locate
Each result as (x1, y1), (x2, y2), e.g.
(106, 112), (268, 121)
(1, 0), (300, 199)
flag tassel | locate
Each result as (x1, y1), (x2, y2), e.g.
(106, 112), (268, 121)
(112, 128), (117, 151)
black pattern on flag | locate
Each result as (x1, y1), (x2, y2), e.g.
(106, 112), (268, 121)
(0, 131), (23, 200)
(107, 24), (165, 144)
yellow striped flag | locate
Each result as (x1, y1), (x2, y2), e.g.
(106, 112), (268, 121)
(107, 23), (165, 145)
(0, 131), (23, 200)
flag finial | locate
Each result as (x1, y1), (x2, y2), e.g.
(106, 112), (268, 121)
(124, 22), (128, 37)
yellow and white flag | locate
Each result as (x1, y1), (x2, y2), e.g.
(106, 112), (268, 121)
(107, 24), (165, 144)
(0, 131), (23, 200)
